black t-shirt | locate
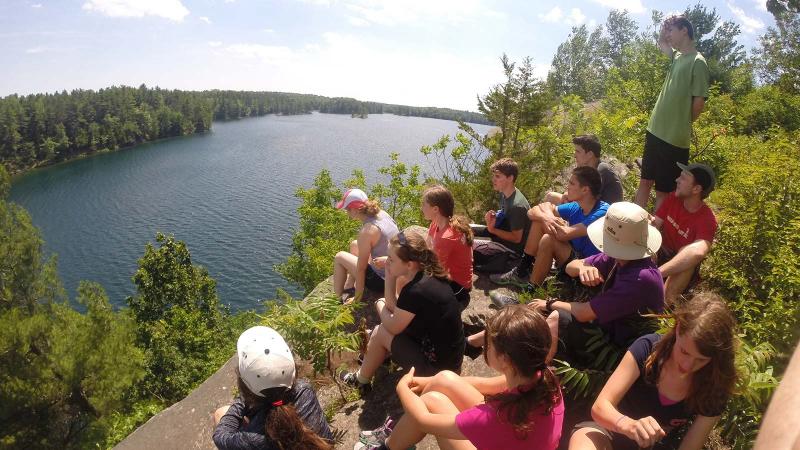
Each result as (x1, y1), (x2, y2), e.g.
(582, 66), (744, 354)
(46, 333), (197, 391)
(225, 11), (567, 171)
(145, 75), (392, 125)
(396, 272), (465, 363)
(611, 334), (725, 450)
(213, 379), (333, 450)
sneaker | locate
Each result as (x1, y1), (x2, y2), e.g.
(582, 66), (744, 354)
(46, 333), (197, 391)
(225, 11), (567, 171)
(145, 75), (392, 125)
(359, 416), (395, 446)
(339, 371), (370, 393)
(353, 442), (386, 450)
(489, 266), (530, 288)
(489, 290), (520, 308)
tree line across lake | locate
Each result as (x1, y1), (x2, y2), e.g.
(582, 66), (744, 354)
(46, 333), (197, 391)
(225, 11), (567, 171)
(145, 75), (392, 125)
(0, 87), (489, 175)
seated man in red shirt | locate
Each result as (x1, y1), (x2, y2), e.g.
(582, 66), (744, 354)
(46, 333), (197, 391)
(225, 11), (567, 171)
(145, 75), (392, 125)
(651, 162), (717, 304)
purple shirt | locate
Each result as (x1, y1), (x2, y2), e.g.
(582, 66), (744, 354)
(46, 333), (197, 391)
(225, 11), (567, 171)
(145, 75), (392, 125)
(586, 253), (665, 346)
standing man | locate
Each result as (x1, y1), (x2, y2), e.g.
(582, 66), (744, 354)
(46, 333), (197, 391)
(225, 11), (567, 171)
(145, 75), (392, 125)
(472, 158), (531, 274)
(634, 15), (710, 212)
(546, 134), (623, 205)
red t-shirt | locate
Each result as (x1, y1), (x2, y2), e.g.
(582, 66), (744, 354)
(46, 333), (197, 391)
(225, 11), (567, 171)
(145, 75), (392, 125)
(428, 222), (473, 289)
(655, 193), (717, 252)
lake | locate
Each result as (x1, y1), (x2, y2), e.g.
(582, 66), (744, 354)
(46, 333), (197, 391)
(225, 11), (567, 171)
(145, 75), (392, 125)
(9, 113), (492, 310)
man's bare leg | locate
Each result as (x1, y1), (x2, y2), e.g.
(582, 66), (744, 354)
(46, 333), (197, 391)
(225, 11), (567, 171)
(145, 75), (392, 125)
(634, 178), (654, 209)
(530, 234), (574, 286)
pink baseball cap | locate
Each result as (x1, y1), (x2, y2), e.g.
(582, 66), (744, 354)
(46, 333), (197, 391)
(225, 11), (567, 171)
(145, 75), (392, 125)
(336, 188), (368, 210)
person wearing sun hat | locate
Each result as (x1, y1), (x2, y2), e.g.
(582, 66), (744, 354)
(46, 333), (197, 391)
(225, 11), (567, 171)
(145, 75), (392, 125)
(651, 162), (717, 304)
(333, 188), (399, 304)
(212, 326), (333, 450)
(519, 202), (666, 366)
(473, 202), (665, 366)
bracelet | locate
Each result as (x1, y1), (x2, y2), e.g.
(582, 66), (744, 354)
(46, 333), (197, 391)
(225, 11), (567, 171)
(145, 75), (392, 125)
(614, 415), (628, 433)
(545, 299), (557, 312)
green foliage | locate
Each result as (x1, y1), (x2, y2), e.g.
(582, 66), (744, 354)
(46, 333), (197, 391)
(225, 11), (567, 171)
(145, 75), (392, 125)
(276, 155), (425, 294)
(126, 232), (235, 403)
(260, 293), (360, 375)
(756, 11), (800, 93)
(0, 87), (489, 176)
(0, 283), (145, 449)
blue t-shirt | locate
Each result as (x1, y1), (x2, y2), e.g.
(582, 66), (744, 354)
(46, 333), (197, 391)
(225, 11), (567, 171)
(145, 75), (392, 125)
(556, 200), (609, 257)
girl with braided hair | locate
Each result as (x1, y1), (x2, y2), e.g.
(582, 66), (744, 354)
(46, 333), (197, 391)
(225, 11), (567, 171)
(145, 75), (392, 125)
(354, 304), (564, 450)
(340, 229), (465, 388)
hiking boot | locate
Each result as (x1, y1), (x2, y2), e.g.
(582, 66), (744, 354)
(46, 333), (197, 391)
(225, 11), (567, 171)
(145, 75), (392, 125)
(359, 416), (395, 447)
(489, 266), (530, 288)
(464, 343), (483, 360)
(489, 290), (520, 308)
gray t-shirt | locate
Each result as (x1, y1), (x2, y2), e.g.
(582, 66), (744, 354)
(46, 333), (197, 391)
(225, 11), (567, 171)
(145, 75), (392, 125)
(598, 162), (623, 204)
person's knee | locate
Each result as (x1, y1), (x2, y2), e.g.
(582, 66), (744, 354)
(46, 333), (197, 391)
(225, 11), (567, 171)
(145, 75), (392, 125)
(430, 370), (460, 389)
(334, 251), (349, 263)
(420, 391), (451, 410)
(349, 239), (358, 253)
(569, 427), (611, 450)
(213, 405), (231, 426)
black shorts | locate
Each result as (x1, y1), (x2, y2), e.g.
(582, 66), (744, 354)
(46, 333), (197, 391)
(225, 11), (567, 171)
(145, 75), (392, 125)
(364, 265), (385, 293)
(390, 333), (465, 377)
(641, 131), (689, 193)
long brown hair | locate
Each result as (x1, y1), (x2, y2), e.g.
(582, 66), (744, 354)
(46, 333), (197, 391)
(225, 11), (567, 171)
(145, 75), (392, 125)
(483, 305), (562, 438)
(644, 292), (737, 416)
(236, 369), (332, 450)
(389, 230), (449, 280)
(422, 185), (474, 245)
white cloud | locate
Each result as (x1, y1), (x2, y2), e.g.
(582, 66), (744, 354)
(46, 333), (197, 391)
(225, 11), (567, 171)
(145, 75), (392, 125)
(296, 0), (502, 27)
(538, 6), (563, 23)
(348, 16), (370, 27)
(753, 0), (768, 11)
(538, 6), (586, 26)
(208, 41), (222, 47)
(565, 8), (586, 25)
(26, 46), (46, 54)
(31, 3), (42, 8)
(82, 0), (190, 22)
(263, 28), (275, 33)
(199, 16), (212, 24)
(590, 0), (645, 14)
(208, 33), (500, 110)
(222, 43), (297, 65)
(727, 1), (765, 33)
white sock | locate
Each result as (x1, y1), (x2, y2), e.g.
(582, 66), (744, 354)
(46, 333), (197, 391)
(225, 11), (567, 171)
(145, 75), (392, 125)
(355, 369), (370, 385)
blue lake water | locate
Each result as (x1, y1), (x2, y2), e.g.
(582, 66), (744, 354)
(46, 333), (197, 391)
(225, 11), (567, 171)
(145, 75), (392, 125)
(9, 113), (491, 310)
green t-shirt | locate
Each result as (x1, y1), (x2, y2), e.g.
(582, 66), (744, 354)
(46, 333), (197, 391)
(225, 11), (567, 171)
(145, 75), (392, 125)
(647, 50), (710, 149)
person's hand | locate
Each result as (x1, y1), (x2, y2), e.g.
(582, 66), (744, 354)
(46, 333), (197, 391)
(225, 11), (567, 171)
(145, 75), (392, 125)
(397, 367), (416, 393)
(529, 299), (547, 311)
(554, 223), (570, 240)
(486, 211), (497, 232)
(371, 256), (387, 269)
(620, 416), (666, 448)
(578, 265), (604, 286)
(543, 216), (559, 235)
(408, 374), (431, 395)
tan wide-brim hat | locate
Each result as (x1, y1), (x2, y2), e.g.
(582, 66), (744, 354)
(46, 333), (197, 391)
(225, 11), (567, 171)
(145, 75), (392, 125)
(587, 202), (662, 260)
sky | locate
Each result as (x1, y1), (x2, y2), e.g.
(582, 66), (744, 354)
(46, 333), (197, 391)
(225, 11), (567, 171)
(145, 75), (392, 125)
(0, 0), (776, 112)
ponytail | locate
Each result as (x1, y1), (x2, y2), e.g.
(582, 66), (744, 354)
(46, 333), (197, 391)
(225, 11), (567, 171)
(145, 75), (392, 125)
(236, 372), (332, 450)
(390, 231), (449, 281)
(358, 199), (381, 217)
(448, 215), (474, 246)
(483, 305), (561, 438)
(265, 395), (333, 450)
